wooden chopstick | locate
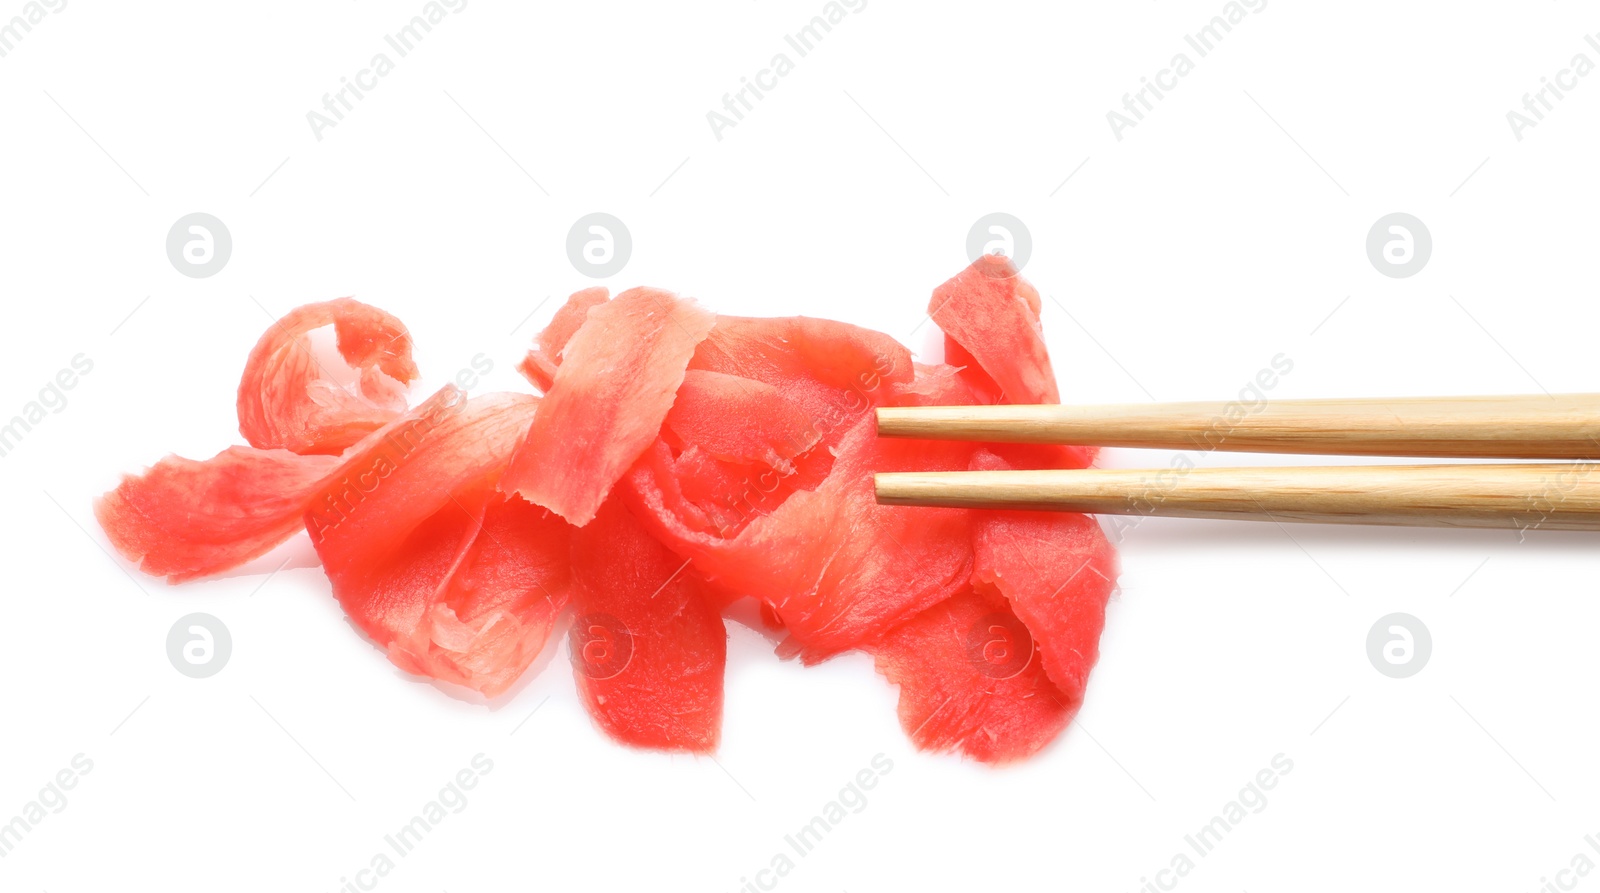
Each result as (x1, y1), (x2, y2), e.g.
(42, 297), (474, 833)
(876, 394), (1600, 459)
(874, 464), (1600, 530)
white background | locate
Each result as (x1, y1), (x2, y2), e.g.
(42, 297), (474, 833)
(3, 1), (1599, 890)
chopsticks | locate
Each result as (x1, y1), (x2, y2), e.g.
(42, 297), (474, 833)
(876, 394), (1600, 458)
(873, 395), (1600, 530)
(876, 464), (1600, 530)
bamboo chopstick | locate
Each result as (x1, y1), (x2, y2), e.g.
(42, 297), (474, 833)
(874, 464), (1600, 530)
(875, 394), (1600, 459)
